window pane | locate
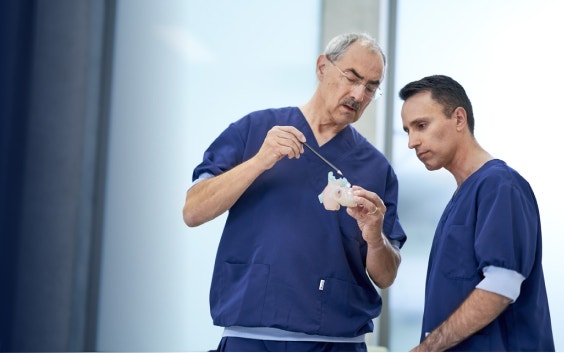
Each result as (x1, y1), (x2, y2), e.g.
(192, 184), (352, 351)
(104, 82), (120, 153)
(390, 1), (563, 351)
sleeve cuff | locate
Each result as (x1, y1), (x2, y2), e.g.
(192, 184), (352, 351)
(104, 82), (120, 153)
(188, 172), (215, 191)
(476, 265), (525, 302)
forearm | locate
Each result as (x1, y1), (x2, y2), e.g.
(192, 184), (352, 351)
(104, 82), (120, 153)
(411, 288), (511, 352)
(183, 157), (266, 227)
(366, 234), (401, 288)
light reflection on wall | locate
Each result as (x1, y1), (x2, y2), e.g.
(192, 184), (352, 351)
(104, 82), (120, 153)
(96, 0), (321, 351)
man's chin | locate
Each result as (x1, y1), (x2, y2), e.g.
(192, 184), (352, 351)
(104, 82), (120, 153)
(423, 162), (440, 171)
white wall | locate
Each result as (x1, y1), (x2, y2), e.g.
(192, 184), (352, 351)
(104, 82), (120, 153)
(96, 1), (321, 350)
(389, 0), (564, 350)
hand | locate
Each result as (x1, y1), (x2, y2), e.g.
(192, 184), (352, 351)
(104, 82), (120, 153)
(348, 186), (400, 288)
(346, 186), (387, 246)
(254, 126), (306, 170)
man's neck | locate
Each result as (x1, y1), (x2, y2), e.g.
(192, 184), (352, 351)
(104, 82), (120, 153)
(300, 101), (347, 147)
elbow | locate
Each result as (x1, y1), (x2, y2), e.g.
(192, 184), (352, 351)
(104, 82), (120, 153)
(379, 276), (397, 290)
(183, 214), (198, 228)
(183, 204), (203, 228)
(375, 271), (398, 289)
(183, 187), (207, 227)
(368, 268), (398, 289)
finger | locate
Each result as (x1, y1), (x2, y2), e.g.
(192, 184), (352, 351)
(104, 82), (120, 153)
(275, 126), (306, 143)
(280, 127), (307, 157)
(273, 129), (305, 158)
(353, 187), (383, 207)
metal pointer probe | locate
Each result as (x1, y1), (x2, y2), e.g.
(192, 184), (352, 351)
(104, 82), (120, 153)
(303, 142), (343, 177)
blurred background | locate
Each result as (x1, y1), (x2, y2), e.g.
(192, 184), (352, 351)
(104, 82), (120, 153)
(1, 0), (562, 351)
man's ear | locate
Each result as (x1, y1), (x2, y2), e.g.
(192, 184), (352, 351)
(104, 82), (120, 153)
(316, 55), (328, 79)
(453, 107), (467, 131)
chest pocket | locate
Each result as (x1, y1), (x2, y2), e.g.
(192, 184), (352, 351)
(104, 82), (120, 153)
(439, 225), (479, 280)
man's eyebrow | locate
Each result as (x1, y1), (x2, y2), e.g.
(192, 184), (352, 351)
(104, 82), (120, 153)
(348, 68), (381, 86)
(404, 118), (427, 131)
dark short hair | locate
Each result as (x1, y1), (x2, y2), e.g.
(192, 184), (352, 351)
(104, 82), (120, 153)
(398, 75), (475, 134)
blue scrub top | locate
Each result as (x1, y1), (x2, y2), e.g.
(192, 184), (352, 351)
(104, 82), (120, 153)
(422, 159), (554, 351)
(193, 107), (406, 338)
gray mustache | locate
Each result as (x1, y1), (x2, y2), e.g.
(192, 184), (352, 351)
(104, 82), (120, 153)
(341, 98), (360, 111)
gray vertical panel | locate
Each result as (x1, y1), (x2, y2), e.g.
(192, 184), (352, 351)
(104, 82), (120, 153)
(320, 0), (382, 147)
(376, 1), (399, 346)
(382, 0), (397, 160)
(320, 0), (396, 349)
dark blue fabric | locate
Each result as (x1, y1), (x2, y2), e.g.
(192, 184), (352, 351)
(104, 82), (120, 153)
(214, 336), (367, 352)
(193, 107), (406, 338)
(421, 159), (554, 351)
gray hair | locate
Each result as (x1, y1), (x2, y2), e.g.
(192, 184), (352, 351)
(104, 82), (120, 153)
(324, 32), (386, 66)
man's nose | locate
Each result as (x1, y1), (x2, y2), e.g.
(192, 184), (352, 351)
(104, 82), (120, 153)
(407, 134), (419, 149)
(350, 84), (365, 102)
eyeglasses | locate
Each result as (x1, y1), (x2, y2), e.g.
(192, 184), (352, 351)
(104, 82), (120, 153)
(329, 60), (383, 100)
